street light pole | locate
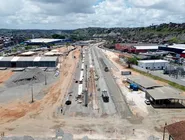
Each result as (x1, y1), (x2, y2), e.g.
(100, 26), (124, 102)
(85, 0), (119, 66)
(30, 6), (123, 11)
(163, 122), (167, 140)
(31, 84), (34, 103)
(45, 71), (47, 85)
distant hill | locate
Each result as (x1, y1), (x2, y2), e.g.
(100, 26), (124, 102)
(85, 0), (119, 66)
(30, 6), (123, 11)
(1, 22), (185, 43)
(72, 23), (185, 44)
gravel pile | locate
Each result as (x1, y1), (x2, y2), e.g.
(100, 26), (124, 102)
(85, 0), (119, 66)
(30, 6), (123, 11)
(6, 68), (45, 87)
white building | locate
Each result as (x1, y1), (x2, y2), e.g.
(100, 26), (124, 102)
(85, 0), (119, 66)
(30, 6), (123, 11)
(138, 60), (169, 70)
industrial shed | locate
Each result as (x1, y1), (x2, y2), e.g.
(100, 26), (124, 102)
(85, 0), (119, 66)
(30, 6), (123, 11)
(115, 43), (159, 53)
(138, 60), (169, 70)
(126, 75), (161, 91)
(0, 57), (14, 67)
(16, 57), (35, 67)
(159, 44), (185, 58)
(0, 56), (58, 68)
(39, 57), (58, 67)
(146, 86), (185, 108)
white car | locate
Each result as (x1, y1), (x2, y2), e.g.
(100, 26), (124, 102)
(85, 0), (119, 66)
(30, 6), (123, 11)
(145, 100), (151, 105)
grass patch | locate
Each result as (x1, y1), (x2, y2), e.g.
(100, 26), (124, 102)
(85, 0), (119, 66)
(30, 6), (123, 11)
(131, 68), (185, 91)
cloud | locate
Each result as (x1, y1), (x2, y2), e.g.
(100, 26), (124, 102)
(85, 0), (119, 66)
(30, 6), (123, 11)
(0, 0), (185, 29)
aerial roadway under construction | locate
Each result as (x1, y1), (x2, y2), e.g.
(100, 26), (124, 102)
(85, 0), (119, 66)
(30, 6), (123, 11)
(62, 43), (132, 118)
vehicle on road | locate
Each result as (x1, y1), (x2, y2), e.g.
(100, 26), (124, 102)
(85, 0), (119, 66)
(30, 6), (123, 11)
(145, 99), (151, 105)
(99, 57), (109, 72)
(102, 90), (109, 102)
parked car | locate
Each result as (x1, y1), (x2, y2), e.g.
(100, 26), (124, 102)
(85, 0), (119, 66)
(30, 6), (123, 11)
(145, 99), (151, 105)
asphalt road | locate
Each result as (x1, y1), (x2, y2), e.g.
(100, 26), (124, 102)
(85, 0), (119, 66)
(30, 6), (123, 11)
(90, 46), (117, 115)
(93, 45), (132, 119)
(62, 44), (132, 118)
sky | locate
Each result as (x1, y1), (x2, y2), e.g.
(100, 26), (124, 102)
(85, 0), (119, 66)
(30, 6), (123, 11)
(0, 0), (185, 29)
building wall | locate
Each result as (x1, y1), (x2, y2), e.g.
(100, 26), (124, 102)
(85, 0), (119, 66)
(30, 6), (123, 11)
(115, 44), (129, 52)
(0, 61), (11, 67)
(138, 61), (169, 70)
(0, 61), (57, 68)
(180, 53), (185, 58)
(16, 61), (34, 67)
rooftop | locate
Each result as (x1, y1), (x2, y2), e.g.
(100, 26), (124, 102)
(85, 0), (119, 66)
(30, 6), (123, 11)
(44, 52), (55, 56)
(27, 38), (62, 43)
(20, 51), (36, 56)
(18, 57), (35, 61)
(40, 57), (58, 61)
(160, 44), (185, 50)
(146, 86), (184, 100)
(166, 121), (185, 140)
(127, 75), (161, 89)
(134, 46), (159, 50)
(138, 60), (169, 63)
(0, 56), (58, 62)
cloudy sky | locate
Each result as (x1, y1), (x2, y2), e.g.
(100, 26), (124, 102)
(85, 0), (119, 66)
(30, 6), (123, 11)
(0, 0), (185, 29)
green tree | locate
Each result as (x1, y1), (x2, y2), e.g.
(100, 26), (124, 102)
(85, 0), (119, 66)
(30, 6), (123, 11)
(52, 34), (65, 39)
(126, 57), (138, 68)
(12, 48), (17, 52)
(25, 46), (32, 50)
(168, 37), (179, 44)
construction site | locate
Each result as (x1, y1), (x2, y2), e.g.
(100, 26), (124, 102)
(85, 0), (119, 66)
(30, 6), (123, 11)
(0, 43), (185, 140)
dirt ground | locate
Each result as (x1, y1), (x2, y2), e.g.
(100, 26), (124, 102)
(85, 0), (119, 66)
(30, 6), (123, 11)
(0, 48), (81, 137)
(0, 70), (14, 85)
(1, 47), (185, 139)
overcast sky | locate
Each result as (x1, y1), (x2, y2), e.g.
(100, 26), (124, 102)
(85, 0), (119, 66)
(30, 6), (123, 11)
(0, 0), (185, 29)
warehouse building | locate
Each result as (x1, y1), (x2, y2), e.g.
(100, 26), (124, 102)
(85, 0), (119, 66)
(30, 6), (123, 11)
(159, 44), (185, 58)
(128, 45), (159, 53)
(138, 60), (169, 70)
(146, 86), (185, 108)
(115, 43), (158, 53)
(25, 38), (72, 46)
(0, 56), (58, 68)
(127, 75), (185, 107)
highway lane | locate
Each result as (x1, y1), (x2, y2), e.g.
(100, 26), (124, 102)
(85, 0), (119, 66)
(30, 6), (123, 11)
(97, 47), (119, 71)
(91, 45), (117, 115)
(62, 44), (127, 117)
(94, 45), (132, 119)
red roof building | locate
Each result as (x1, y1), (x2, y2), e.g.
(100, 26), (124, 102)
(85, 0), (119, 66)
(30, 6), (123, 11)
(166, 121), (185, 140)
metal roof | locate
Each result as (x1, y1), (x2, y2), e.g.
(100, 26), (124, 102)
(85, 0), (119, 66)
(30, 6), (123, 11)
(28, 38), (62, 43)
(0, 57), (14, 61)
(138, 60), (169, 63)
(160, 44), (185, 50)
(166, 121), (185, 140)
(40, 57), (58, 61)
(20, 51), (36, 56)
(127, 75), (161, 89)
(146, 86), (184, 100)
(134, 46), (159, 50)
(18, 57), (35, 61)
(11, 57), (20, 62)
(44, 52), (55, 56)
(33, 57), (41, 62)
(0, 57), (57, 62)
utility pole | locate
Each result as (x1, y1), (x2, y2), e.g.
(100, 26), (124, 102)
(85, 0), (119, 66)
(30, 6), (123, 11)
(163, 122), (167, 140)
(31, 84), (34, 103)
(45, 71), (47, 85)
(85, 64), (88, 88)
